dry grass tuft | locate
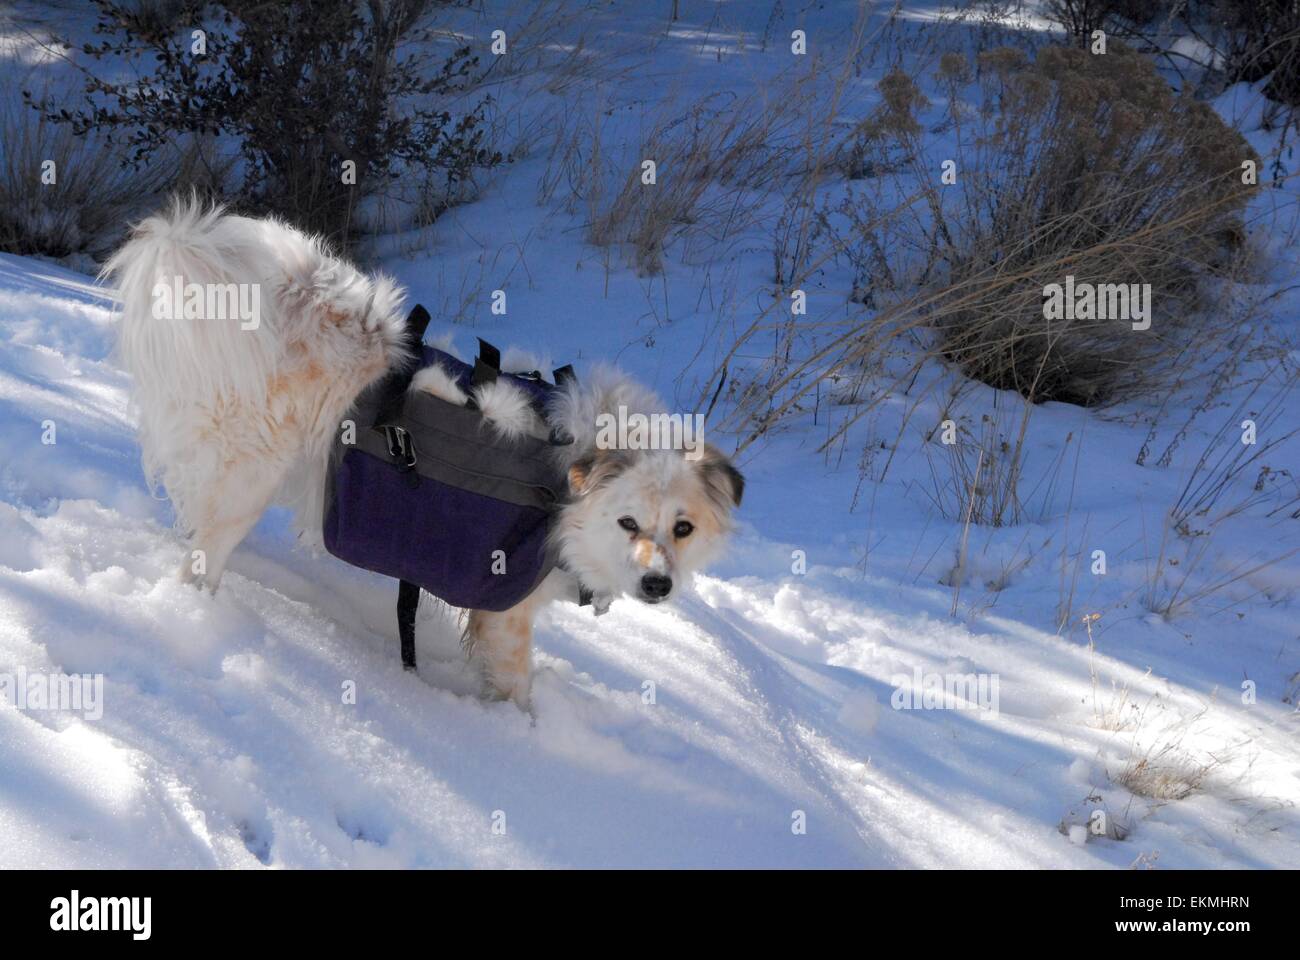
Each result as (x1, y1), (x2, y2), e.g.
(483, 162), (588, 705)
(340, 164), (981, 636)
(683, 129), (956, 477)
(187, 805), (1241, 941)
(1106, 703), (1238, 802)
(1111, 745), (1221, 801)
(0, 78), (177, 261)
(541, 78), (817, 276)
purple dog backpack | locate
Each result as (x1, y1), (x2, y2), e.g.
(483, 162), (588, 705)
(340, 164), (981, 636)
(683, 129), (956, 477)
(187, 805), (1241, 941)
(322, 305), (576, 669)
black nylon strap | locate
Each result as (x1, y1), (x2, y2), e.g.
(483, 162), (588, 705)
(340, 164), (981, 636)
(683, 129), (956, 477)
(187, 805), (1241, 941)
(477, 338), (501, 370)
(407, 303), (432, 343)
(373, 304), (432, 429)
(547, 365), (576, 446)
(397, 579), (421, 670)
(471, 337), (501, 391)
(384, 307), (430, 671)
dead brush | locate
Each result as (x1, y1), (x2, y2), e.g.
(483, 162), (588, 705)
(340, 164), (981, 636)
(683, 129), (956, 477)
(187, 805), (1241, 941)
(1169, 378), (1300, 531)
(0, 77), (176, 261)
(1138, 378), (1300, 620)
(461, 0), (646, 164)
(704, 41), (1261, 476)
(835, 42), (1258, 406)
(1113, 747), (1220, 801)
(544, 80), (817, 276)
(919, 377), (1076, 528)
(1107, 704), (1235, 802)
(539, 3), (889, 278)
(945, 46), (1249, 403)
(927, 413), (1022, 528)
(1082, 612), (1150, 732)
(461, 0), (634, 92)
(931, 402), (1073, 616)
(1140, 509), (1300, 621)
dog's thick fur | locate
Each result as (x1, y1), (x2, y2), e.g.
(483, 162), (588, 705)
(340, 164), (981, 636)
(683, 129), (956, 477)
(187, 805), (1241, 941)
(106, 201), (743, 707)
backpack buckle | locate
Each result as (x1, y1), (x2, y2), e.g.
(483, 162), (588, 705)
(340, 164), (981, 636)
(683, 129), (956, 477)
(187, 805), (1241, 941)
(382, 425), (417, 471)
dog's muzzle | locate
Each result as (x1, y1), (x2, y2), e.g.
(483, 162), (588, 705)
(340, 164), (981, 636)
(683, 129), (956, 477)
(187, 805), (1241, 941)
(639, 573), (672, 603)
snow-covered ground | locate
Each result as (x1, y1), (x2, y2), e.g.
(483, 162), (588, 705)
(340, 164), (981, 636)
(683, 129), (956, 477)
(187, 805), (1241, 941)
(1, 1), (1298, 868)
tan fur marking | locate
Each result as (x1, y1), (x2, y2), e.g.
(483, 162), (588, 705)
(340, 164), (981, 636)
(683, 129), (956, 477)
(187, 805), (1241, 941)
(568, 462), (589, 494)
(634, 538), (657, 568)
(681, 483), (724, 538)
(465, 586), (557, 706)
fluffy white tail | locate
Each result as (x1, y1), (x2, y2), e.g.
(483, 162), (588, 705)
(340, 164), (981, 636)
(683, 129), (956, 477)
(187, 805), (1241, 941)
(104, 198), (408, 586)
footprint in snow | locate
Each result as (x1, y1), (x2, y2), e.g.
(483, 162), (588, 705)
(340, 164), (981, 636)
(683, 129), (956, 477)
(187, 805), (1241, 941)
(237, 819), (273, 865)
(335, 810), (391, 847)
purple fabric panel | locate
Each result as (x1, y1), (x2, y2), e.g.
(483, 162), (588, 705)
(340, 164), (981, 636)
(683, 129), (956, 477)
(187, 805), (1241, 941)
(324, 448), (553, 612)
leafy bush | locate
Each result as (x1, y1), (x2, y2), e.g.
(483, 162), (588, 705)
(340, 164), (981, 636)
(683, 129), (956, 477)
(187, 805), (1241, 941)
(30, 0), (502, 248)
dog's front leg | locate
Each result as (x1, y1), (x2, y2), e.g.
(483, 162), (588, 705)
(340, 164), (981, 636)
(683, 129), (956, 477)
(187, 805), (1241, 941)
(465, 606), (535, 708)
(465, 571), (568, 709)
(181, 441), (295, 592)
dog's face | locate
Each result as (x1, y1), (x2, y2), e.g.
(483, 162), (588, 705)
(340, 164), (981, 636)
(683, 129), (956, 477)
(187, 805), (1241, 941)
(557, 445), (744, 604)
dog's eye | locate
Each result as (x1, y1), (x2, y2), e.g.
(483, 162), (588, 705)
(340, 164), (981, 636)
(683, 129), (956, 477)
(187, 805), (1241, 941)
(617, 516), (639, 533)
(673, 520), (694, 539)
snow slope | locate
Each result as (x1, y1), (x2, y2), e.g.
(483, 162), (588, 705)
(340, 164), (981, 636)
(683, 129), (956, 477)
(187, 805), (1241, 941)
(1, 0), (1299, 868)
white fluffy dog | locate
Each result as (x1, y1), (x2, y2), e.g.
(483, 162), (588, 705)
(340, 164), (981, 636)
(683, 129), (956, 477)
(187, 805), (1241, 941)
(105, 200), (743, 706)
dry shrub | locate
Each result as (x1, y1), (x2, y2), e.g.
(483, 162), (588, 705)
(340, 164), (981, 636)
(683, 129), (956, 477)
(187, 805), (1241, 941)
(880, 43), (1258, 406)
(1104, 701), (1241, 803)
(923, 405), (1075, 528)
(35, 0), (502, 251)
(0, 78), (176, 261)
(1113, 748), (1216, 801)
(705, 42), (1259, 468)
(1044, 0), (1159, 45)
(119, 0), (190, 33)
(1184, 1), (1300, 108)
(1132, 374), (1300, 621)
(539, 0), (890, 281)
(1109, 718), (1228, 802)
(543, 85), (811, 276)
(1141, 514), (1299, 620)
(1168, 381), (1300, 530)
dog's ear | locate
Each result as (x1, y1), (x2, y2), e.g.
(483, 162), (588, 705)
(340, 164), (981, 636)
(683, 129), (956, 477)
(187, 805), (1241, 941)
(698, 445), (744, 508)
(568, 450), (630, 496)
(568, 457), (594, 495)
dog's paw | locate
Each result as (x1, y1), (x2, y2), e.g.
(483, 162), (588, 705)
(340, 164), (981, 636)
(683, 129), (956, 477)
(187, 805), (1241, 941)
(177, 558), (220, 595)
(474, 661), (532, 712)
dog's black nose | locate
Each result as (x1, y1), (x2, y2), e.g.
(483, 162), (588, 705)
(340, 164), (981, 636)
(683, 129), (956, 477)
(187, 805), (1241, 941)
(640, 574), (672, 600)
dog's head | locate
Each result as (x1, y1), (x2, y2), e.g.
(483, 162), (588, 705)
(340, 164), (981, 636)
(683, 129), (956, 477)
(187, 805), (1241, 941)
(556, 445), (744, 605)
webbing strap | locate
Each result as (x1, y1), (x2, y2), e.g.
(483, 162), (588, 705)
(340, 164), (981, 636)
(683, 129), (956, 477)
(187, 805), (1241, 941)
(373, 304), (432, 429)
(397, 579), (421, 670)
(471, 337), (501, 390)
